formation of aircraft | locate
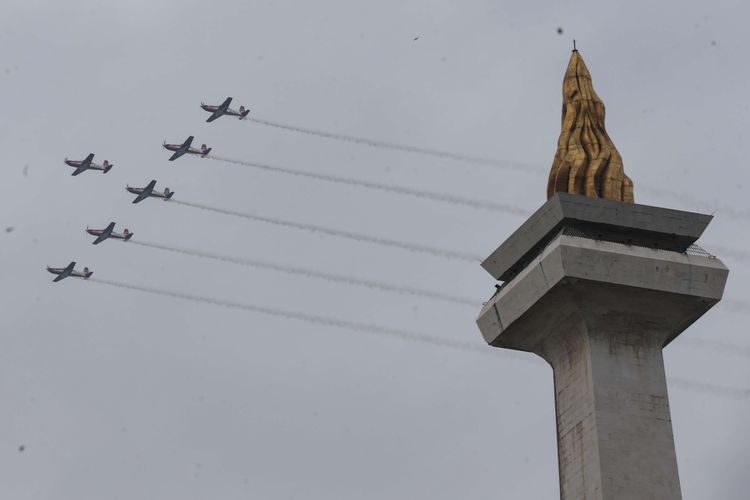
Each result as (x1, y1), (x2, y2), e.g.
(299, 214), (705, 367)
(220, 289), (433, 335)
(127, 179), (174, 203)
(47, 262), (93, 282)
(64, 153), (113, 176)
(50, 96), (249, 282)
(86, 222), (133, 244)
(163, 135), (211, 161)
(201, 97), (250, 122)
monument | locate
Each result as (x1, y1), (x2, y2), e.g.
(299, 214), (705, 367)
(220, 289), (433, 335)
(476, 48), (729, 499)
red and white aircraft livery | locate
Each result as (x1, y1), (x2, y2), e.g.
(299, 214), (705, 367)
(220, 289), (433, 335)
(47, 262), (93, 282)
(126, 180), (174, 204)
(201, 97), (250, 122)
(163, 135), (211, 161)
(64, 153), (113, 176)
(86, 222), (133, 244)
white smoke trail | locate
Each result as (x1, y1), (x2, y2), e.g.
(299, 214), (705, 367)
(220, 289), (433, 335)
(172, 199), (483, 263)
(131, 240), (750, 342)
(245, 116), (541, 173)
(88, 277), (488, 353)
(678, 337), (750, 360)
(705, 246), (750, 262)
(717, 298), (750, 314)
(245, 117), (750, 223)
(210, 156), (530, 216)
(130, 240), (479, 307)
(668, 379), (750, 400)
(87, 277), (750, 399)
(205, 157), (750, 263)
(638, 186), (750, 221)
(171, 198), (750, 269)
(210, 155), (750, 231)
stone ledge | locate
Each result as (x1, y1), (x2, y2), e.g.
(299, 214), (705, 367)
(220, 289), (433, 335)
(477, 234), (728, 350)
(481, 193), (713, 282)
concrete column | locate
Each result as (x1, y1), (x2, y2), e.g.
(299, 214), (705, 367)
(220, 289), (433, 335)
(476, 194), (728, 500)
(537, 304), (680, 499)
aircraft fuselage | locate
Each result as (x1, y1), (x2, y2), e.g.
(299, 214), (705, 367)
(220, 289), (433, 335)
(46, 267), (92, 280)
(163, 144), (205, 155)
(64, 159), (109, 172)
(201, 104), (247, 118)
(86, 228), (132, 240)
(126, 186), (172, 200)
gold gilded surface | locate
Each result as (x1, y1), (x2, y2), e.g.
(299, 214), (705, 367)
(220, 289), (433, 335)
(547, 50), (634, 203)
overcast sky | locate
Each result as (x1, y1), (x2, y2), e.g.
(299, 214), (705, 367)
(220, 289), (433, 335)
(1, 1), (749, 498)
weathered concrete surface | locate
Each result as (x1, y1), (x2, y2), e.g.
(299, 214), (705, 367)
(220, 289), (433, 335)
(478, 235), (727, 350)
(481, 193), (713, 282)
(477, 234), (728, 500)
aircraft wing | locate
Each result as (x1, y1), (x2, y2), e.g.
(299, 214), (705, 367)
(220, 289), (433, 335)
(92, 222), (115, 244)
(168, 150), (185, 161)
(53, 262), (75, 282)
(72, 153), (95, 175)
(81, 153), (94, 168)
(206, 97), (232, 122)
(169, 136), (194, 160)
(206, 110), (223, 122)
(132, 180), (156, 203)
(132, 192), (149, 203)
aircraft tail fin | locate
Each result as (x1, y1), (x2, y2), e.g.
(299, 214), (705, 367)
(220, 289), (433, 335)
(240, 108), (250, 119)
(201, 148), (212, 158)
(165, 191), (175, 200)
(103, 163), (113, 173)
(124, 232), (134, 241)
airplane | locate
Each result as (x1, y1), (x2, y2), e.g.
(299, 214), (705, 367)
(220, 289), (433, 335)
(126, 179), (174, 203)
(86, 222), (133, 244)
(163, 135), (211, 161)
(201, 97), (250, 122)
(47, 261), (93, 282)
(64, 153), (113, 176)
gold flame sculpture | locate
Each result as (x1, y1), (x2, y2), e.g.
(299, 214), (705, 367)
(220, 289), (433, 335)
(547, 50), (634, 203)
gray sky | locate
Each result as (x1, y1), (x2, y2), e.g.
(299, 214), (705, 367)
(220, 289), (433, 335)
(1, 0), (749, 498)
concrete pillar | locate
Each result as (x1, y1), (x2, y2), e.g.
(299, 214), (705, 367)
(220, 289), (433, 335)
(477, 194), (728, 500)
